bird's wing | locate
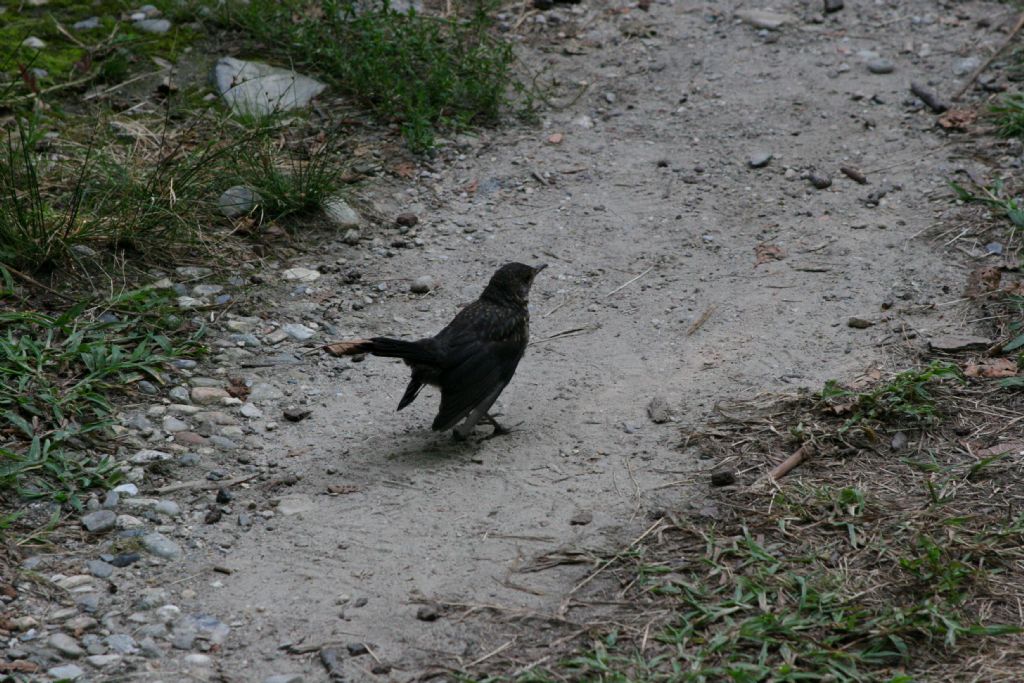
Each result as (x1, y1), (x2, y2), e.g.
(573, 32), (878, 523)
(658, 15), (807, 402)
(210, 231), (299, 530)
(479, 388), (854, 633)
(430, 300), (529, 432)
(431, 344), (520, 431)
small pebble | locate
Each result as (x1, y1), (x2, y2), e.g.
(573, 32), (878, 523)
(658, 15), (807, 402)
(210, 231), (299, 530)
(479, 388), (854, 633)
(396, 212), (419, 227)
(747, 150), (773, 168)
(283, 407), (312, 422)
(867, 58), (895, 74)
(87, 560), (115, 579)
(808, 172), (832, 189)
(416, 605), (440, 622)
(410, 275), (434, 294)
(81, 510), (116, 533)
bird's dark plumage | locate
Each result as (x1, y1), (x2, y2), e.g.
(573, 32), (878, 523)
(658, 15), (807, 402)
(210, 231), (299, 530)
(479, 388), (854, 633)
(324, 262), (546, 438)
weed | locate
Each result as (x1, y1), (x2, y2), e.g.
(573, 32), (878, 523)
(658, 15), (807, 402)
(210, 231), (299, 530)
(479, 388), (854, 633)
(503, 488), (1020, 682)
(1, 112), (237, 271)
(228, 125), (349, 221)
(818, 361), (962, 431)
(0, 284), (202, 507)
(0, 1), (197, 102)
(950, 178), (1024, 234)
(224, 0), (517, 152)
(991, 92), (1024, 139)
(0, 118), (92, 270)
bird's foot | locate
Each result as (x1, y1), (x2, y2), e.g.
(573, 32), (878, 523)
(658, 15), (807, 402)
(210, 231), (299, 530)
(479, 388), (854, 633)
(480, 416), (524, 441)
(482, 414), (510, 439)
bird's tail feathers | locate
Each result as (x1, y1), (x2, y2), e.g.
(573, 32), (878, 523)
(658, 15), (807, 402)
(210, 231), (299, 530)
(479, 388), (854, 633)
(324, 337), (438, 365)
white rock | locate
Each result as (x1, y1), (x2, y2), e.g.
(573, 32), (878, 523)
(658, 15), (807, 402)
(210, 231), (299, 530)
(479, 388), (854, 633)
(240, 403), (263, 419)
(282, 267), (321, 282)
(86, 654), (122, 668)
(116, 514), (145, 529)
(277, 494), (315, 516)
(323, 197), (361, 229)
(282, 323), (315, 341)
(113, 483), (139, 496)
(130, 449), (172, 464)
(213, 57), (326, 116)
(734, 8), (796, 29)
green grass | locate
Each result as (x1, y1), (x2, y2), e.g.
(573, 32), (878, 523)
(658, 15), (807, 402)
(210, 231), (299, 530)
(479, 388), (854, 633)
(503, 482), (1022, 682)
(0, 0), (197, 106)
(991, 92), (1024, 139)
(224, 0), (519, 152)
(227, 122), (350, 221)
(0, 113), (240, 272)
(461, 369), (1024, 682)
(950, 177), (1024, 236)
(818, 361), (963, 431)
(0, 279), (203, 508)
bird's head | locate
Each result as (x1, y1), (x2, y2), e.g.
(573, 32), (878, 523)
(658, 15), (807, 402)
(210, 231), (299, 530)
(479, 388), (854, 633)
(482, 262), (547, 306)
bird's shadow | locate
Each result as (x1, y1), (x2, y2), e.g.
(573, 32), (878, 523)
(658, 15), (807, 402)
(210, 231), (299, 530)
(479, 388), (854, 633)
(340, 426), (516, 470)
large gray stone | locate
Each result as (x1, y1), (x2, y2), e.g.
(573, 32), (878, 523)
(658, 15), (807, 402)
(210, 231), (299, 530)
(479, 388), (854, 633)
(141, 532), (182, 560)
(48, 632), (85, 657)
(213, 57), (326, 117)
(48, 664), (85, 679)
(218, 186), (261, 218)
(81, 509), (116, 533)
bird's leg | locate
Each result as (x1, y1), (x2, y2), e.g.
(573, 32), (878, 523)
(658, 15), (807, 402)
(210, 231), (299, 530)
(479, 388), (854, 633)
(452, 385), (505, 440)
(484, 413), (509, 437)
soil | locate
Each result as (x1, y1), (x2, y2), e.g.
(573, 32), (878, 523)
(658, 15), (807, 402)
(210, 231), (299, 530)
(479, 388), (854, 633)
(68, 0), (1023, 680)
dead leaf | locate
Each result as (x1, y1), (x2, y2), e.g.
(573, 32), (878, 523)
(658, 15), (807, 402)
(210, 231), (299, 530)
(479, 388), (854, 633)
(828, 400), (856, 416)
(754, 243), (786, 266)
(392, 161), (416, 179)
(965, 266), (1001, 297)
(547, 133), (564, 145)
(323, 340), (367, 357)
(964, 357), (1018, 378)
(1003, 280), (1024, 297)
(0, 660), (37, 673)
(464, 178), (479, 195)
(226, 376), (250, 400)
(938, 108), (976, 130)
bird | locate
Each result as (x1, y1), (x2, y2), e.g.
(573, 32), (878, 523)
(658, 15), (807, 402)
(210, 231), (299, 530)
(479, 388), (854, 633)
(324, 262), (546, 439)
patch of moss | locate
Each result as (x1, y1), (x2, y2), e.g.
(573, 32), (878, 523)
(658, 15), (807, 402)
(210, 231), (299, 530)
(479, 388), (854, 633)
(0, 1), (197, 104)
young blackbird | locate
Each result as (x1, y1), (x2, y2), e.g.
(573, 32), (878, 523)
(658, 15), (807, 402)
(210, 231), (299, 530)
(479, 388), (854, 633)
(324, 262), (546, 439)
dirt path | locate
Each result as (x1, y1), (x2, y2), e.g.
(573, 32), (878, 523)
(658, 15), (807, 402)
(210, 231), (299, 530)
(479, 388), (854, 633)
(154, 1), (1005, 679)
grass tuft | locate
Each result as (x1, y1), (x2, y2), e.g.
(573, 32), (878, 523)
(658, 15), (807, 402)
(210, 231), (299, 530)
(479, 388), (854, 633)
(0, 281), (203, 508)
(225, 0), (518, 152)
(950, 178), (1024, 235)
(818, 361), (963, 431)
(228, 124), (350, 221)
(991, 92), (1024, 140)
(460, 368), (1024, 682)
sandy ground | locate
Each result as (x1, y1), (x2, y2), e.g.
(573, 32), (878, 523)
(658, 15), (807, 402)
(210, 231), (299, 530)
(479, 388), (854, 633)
(147, 0), (1015, 679)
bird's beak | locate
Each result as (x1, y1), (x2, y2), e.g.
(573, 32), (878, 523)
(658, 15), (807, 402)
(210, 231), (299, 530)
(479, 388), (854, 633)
(533, 264), (548, 274)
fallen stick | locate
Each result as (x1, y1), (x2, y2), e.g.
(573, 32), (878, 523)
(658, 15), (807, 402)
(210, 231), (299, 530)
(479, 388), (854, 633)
(606, 266), (653, 297)
(839, 165), (868, 184)
(769, 442), (816, 481)
(686, 305), (716, 336)
(155, 473), (259, 494)
(910, 82), (949, 113)
(952, 11), (1024, 101)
